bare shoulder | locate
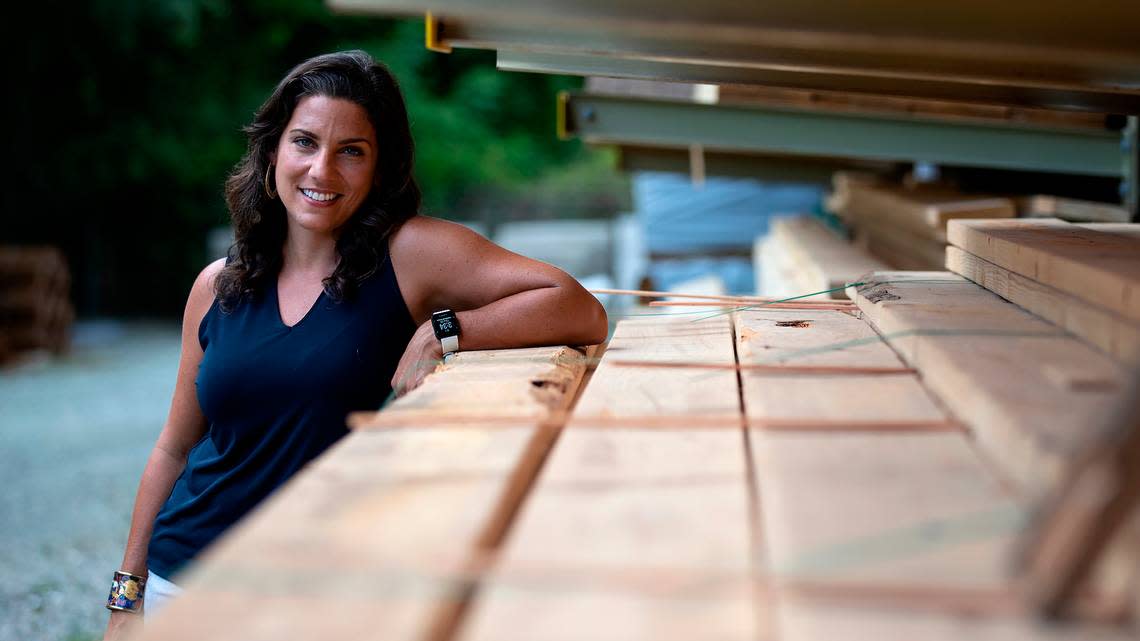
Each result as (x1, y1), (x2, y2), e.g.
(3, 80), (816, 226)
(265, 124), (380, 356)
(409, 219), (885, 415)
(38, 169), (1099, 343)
(185, 257), (226, 321)
(389, 215), (487, 259)
(388, 215), (495, 284)
(388, 215), (501, 322)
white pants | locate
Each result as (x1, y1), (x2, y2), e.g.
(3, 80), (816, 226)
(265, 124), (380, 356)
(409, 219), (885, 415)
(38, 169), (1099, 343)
(144, 570), (183, 619)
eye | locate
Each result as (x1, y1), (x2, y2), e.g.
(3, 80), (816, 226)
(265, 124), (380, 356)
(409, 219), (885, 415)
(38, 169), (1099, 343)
(341, 146), (364, 157)
(292, 136), (315, 149)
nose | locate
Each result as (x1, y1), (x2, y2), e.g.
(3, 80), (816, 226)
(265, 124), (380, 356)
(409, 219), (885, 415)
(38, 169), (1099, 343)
(308, 148), (337, 184)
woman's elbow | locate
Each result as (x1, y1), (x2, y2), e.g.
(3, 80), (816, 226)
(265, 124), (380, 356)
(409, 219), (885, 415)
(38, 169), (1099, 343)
(580, 295), (609, 345)
(553, 274), (608, 345)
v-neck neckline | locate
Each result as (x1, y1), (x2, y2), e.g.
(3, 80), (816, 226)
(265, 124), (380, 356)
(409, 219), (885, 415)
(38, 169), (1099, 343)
(274, 281), (326, 330)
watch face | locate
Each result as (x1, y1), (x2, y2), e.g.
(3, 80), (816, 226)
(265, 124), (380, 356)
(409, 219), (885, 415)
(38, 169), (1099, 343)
(432, 310), (459, 337)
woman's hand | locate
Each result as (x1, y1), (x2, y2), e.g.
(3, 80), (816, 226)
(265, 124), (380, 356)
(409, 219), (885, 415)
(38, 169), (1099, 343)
(103, 610), (141, 640)
(390, 320), (444, 396)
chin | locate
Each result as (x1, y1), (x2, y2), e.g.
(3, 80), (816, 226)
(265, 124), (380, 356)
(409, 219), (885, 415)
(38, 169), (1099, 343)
(290, 215), (344, 235)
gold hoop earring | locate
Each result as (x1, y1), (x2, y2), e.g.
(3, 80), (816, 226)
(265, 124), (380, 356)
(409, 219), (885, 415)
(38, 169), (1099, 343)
(264, 164), (278, 199)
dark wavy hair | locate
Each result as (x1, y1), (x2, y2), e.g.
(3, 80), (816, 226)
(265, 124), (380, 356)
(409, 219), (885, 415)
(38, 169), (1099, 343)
(215, 50), (420, 311)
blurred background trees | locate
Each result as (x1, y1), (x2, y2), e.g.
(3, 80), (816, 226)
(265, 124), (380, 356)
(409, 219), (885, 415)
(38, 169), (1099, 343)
(10, 0), (628, 318)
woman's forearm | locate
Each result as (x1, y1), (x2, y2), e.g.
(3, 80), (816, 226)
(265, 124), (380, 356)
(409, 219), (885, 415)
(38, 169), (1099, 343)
(392, 282), (606, 394)
(117, 444), (190, 576)
(453, 284), (608, 351)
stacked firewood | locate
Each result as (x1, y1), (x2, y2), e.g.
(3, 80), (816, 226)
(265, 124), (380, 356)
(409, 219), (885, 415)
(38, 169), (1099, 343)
(0, 246), (73, 365)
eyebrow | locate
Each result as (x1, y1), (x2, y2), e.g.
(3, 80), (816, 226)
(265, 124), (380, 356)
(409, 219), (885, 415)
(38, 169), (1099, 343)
(289, 128), (373, 147)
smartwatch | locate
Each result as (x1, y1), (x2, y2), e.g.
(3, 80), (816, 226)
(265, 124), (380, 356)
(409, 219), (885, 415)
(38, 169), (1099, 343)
(431, 309), (461, 354)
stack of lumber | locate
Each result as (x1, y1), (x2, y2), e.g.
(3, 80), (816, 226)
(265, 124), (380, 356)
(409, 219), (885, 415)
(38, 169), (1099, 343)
(735, 306), (1099, 639)
(944, 218), (1140, 365)
(140, 345), (593, 640)
(463, 315), (752, 641)
(822, 170), (883, 223)
(0, 245), (73, 364)
(754, 216), (887, 301)
(829, 178), (1016, 270)
(140, 304), (1138, 640)
(848, 271), (1140, 618)
(848, 271), (1130, 494)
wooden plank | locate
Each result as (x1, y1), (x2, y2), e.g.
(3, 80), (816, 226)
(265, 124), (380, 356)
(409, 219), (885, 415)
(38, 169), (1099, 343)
(776, 596), (1138, 641)
(737, 308), (946, 420)
(859, 234), (942, 271)
(566, 317), (741, 421)
(755, 232), (828, 301)
(947, 218), (1140, 323)
(461, 316), (757, 641)
(946, 246), (1140, 365)
(140, 428), (537, 640)
(827, 170), (887, 221)
(1080, 223), (1140, 239)
(850, 272), (1128, 495)
(752, 433), (1020, 589)
(770, 217), (888, 299)
(1022, 195), (1131, 224)
(1016, 374), (1140, 619)
(737, 308), (901, 369)
(140, 346), (587, 641)
(737, 308), (1018, 588)
(841, 183), (1016, 241)
(499, 49), (1140, 114)
(350, 345), (591, 426)
(737, 306), (1136, 639)
(718, 85), (1115, 131)
(854, 217), (948, 270)
(332, 0), (1140, 115)
(459, 577), (756, 641)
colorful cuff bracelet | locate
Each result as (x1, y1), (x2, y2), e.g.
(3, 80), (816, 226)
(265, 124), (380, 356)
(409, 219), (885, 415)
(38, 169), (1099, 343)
(106, 570), (146, 613)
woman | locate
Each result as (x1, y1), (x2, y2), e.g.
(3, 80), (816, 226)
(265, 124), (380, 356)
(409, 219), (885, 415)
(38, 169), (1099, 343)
(103, 50), (607, 638)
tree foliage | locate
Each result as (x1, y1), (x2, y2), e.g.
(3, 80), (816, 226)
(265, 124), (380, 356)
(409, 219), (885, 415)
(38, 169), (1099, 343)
(12, 0), (625, 317)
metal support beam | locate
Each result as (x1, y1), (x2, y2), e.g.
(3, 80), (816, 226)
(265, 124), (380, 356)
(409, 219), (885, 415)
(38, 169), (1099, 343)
(498, 51), (1140, 114)
(616, 145), (874, 185)
(563, 93), (1124, 177)
(330, 1), (1140, 111)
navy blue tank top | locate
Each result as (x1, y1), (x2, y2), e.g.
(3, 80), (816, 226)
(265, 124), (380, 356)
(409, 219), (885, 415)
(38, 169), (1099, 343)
(147, 252), (416, 578)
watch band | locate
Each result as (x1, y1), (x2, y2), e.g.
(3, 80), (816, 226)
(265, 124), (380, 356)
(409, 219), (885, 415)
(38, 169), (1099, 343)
(441, 335), (459, 354)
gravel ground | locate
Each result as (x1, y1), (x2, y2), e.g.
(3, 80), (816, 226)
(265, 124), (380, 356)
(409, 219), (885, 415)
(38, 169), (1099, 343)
(0, 322), (181, 641)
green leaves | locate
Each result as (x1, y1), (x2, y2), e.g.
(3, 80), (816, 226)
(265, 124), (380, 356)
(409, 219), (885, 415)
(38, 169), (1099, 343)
(15, 0), (623, 316)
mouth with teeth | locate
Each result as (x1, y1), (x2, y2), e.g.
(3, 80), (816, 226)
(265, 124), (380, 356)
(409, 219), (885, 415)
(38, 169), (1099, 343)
(300, 187), (342, 203)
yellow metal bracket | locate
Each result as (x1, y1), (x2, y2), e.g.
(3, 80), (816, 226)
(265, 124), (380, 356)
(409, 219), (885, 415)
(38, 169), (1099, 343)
(556, 90), (572, 140)
(425, 12), (452, 53)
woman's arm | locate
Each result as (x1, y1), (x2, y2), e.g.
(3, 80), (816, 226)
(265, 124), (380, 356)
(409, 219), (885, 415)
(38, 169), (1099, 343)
(388, 216), (608, 394)
(103, 259), (221, 639)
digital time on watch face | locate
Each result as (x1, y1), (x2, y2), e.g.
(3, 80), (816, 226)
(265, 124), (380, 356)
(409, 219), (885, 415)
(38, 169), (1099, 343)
(432, 310), (458, 336)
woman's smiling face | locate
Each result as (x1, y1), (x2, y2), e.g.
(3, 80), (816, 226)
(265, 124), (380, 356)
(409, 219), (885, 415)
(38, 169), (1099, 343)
(273, 95), (378, 236)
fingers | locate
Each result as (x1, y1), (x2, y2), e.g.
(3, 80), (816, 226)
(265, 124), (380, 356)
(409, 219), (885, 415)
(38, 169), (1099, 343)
(390, 362), (408, 396)
(391, 357), (441, 397)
